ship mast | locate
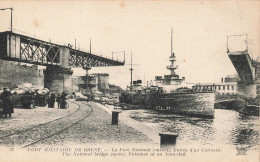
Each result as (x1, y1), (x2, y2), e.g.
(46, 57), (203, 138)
(130, 51), (133, 92)
(171, 27), (173, 56)
(167, 27), (177, 76)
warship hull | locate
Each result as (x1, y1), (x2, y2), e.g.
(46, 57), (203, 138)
(120, 92), (215, 119)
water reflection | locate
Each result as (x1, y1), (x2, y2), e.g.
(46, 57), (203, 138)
(124, 109), (259, 151)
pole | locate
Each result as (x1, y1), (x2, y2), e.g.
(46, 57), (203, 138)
(11, 8), (13, 32)
(75, 39), (76, 50)
(10, 8), (13, 32)
(246, 34), (248, 52)
(130, 51), (133, 92)
(171, 27), (173, 56)
(124, 51), (125, 63)
(90, 38), (91, 54)
(227, 36), (229, 52)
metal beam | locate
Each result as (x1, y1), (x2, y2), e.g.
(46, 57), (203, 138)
(0, 31), (124, 68)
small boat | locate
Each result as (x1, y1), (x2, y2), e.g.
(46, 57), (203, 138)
(239, 105), (259, 116)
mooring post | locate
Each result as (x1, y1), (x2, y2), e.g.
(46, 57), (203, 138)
(159, 132), (178, 145)
(111, 110), (121, 125)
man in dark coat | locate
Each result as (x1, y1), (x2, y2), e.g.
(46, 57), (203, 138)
(48, 93), (56, 108)
(60, 92), (67, 109)
(56, 93), (61, 108)
(34, 90), (40, 106)
(1, 88), (14, 118)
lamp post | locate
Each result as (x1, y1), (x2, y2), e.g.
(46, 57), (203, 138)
(0, 7), (13, 32)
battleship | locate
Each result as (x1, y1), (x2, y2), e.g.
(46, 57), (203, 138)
(120, 29), (215, 119)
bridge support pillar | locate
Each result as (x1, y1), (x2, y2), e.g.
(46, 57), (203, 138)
(44, 65), (73, 94)
(59, 46), (70, 68)
(44, 46), (73, 94)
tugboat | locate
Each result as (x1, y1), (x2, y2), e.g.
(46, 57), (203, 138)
(120, 28), (215, 119)
(239, 105), (259, 116)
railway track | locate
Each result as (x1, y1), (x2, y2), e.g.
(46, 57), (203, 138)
(0, 101), (93, 148)
(0, 101), (81, 139)
(21, 102), (93, 148)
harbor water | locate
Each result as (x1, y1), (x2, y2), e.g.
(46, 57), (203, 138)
(123, 108), (259, 154)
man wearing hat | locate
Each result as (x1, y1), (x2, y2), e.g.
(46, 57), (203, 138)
(1, 88), (14, 118)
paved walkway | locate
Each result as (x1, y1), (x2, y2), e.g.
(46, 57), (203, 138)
(95, 103), (160, 145)
(36, 102), (154, 147)
(0, 101), (157, 148)
(0, 100), (78, 138)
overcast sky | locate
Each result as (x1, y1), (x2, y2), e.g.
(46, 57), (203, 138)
(1, 1), (259, 88)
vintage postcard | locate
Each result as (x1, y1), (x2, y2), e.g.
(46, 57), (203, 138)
(0, 0), (259, 162)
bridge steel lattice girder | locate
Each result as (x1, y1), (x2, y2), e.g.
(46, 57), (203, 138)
(0, 31), (124, 68)
(20, 36), (60, 65)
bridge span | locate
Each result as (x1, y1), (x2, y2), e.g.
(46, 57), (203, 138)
(227, 36), (259, 105)
(0, 31), (124, 68)
(227, 50), (256, 84)
(0, 31), (124, 93)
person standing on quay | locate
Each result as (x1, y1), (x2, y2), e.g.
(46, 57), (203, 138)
(34, 90), (40, 106)
(56, 93), (61, 108)
(60, 92), (67, 109)
(48, 93), (55, 108)
(1, 88), (14, 118)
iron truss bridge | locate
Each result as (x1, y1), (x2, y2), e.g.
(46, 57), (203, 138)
(0, 31), (124, 68)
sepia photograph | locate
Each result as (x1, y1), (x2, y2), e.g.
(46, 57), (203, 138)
(0, 0), (259, 161)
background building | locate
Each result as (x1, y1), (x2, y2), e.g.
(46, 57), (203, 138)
(95, 73), (109, 94)
(72, 76), (87, 94)
(192, 75), (238, 95)
(87, 74), (98, 93)
(72, 73), (109, 94)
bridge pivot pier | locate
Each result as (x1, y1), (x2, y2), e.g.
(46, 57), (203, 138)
(44, 46), (73, 94)
(44, 65), (73, 94)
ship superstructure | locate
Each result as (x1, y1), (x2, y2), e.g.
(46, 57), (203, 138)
(155, 28), (185, 92)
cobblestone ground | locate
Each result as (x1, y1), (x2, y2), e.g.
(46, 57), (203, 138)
(0, 101), (81, 147)
(0, 101), (152, 148)
(36, 102), (153, 147)
(0, 100), (79, 137)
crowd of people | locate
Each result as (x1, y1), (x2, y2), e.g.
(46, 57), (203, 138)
(47, 92), (67, 109)
(0, 87), (69, 118)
